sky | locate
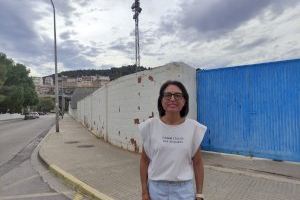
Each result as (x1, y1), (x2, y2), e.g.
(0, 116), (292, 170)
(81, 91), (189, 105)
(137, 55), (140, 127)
(0, 0), (300, 77)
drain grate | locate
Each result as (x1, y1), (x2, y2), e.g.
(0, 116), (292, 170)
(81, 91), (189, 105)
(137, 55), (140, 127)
(77, 144), (94, 148)
(64, 141), (80, 144)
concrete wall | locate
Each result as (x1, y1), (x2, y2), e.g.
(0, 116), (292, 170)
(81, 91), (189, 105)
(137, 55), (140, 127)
(0, 113), (24, 121)
(68, 104), (78, 120)
(77, 62), (197, 152)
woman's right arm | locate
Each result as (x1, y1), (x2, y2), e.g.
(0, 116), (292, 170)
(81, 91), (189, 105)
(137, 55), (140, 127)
(140, 148), (150, 200)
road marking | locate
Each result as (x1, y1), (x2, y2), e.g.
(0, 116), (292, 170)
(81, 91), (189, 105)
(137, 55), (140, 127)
(1, 174), (40, 190)
(0, 192), (61, 199)
(74, 192), (84, 200)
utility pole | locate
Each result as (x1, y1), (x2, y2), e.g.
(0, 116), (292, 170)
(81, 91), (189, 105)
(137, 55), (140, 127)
(50, 0), (59, 132)
(131, 0), (142, 70)
(61, 75), (65, 114)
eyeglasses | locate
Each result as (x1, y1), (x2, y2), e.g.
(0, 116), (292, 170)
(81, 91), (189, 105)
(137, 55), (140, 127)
(163, 92), (184, 100)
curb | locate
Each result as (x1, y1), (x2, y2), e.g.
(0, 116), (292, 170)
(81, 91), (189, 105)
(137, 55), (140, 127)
(204, 165), (300, 185)
(38, 125), (115, 200)
(49, 164), (114, 200)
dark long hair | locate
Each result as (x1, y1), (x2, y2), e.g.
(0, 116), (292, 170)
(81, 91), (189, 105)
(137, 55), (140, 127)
(157, 80), (189, 117)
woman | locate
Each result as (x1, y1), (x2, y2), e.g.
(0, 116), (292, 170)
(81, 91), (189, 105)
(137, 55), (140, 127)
(139, 80), (207, 200)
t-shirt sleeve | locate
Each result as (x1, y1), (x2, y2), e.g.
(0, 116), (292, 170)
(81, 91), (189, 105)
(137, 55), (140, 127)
(192, 122), (207, 156)
(138, 119), (151, 157)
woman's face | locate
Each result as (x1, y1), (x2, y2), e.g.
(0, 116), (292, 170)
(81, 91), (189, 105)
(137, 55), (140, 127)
(162, 84), (186, 115)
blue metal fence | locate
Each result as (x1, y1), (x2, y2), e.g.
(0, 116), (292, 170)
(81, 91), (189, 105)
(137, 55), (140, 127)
(197, 59), (300, 162)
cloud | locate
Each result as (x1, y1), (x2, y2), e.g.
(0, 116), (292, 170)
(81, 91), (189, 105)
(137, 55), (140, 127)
(60, 31), (76, 40)
(77, 0), (96, 7)
(0, 1), (45, 56)
(159, 0), (300, 41)
(0, 0), (106, 76)
(109, 38), (135, 55)
(1, 0), (299, 76)
(50, 0), (76, 26)
(223, 37), (272, 53)
(58, 39), (104, 69)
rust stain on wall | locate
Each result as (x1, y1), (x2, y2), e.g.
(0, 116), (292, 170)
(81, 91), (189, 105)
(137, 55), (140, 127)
(134, 118), (140, 124)
(148, 75), (154, 81)
(130, 138), (139, 152)
(149, 112), (154, 118)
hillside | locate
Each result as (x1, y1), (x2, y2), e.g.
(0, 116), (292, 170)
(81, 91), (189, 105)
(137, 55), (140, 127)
(46, 65), (148, 80)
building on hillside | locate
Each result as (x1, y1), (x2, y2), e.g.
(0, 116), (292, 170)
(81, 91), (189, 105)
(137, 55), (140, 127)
(32, 77), (54, 96)
(35, 75), (109, 103)
(32, 77), (43, 86)
(69, 87), (98, 110)
(44, 76), (54, 86)
(76, 75), (110, 88)
(36, 85), (55, 96)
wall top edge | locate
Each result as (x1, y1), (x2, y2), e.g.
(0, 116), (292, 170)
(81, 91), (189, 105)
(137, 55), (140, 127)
(106, 62), (195, 85)
(197, 58), (300, 72)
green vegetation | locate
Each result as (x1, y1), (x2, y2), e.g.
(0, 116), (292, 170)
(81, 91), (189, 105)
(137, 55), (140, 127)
(49, 64), (148, 81)
(0, 53), (38, 113)
(37, 97), (54, 112)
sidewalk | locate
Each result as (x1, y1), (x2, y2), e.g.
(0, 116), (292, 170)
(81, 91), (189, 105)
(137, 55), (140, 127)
(39, 115), (300, 200)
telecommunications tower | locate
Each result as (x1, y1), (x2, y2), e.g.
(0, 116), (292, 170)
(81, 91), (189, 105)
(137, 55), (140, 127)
(131, 0), (142, 68)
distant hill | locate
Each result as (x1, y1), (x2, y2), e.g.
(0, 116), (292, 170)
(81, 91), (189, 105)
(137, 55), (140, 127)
(46, 65), (148, 80)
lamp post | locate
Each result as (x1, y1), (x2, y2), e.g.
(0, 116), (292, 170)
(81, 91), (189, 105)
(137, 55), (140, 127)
(61, 75), (65, 114)
(50, 0), (59, 132)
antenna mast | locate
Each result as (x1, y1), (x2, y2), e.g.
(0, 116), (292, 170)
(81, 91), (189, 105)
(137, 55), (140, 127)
(131, 0), (142, 69)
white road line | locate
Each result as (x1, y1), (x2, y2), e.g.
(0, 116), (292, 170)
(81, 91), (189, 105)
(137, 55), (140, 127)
(0, 192), (72, 199)
(1, 174), (40, 190)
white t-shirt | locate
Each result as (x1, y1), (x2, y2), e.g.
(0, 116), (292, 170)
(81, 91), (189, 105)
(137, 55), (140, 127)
(139, 117), (207, 181)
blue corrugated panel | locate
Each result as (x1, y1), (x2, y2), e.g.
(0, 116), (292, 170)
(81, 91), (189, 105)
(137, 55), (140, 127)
(197, 59), (300, 162)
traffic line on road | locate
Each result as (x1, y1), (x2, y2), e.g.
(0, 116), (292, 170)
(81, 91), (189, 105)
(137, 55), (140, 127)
(1, 174), (40, 190)
(0, 192), (62, 199)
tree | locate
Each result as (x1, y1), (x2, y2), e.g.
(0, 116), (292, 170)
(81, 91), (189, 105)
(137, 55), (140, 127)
(49, 64), (147, 81)
(0, 52), (39, 113)
(0, 53), (11, 105)
(2, 86), (24, 113)
(37, 97), (54, 112)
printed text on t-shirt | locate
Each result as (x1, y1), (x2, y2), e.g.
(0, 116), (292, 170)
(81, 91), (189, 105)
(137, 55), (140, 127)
(162, 136), (184, 144)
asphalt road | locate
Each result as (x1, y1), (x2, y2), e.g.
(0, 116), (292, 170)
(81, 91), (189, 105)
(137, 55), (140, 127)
(0, 115), (74, 200)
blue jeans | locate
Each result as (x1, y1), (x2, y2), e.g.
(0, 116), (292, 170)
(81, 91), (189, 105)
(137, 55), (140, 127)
(148, 180), (195, 200)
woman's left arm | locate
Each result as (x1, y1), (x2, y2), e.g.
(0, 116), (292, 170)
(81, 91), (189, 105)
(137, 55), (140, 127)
(192, 149), (204, 195)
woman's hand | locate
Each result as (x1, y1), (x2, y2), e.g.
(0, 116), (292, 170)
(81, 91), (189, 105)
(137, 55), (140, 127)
(142, 191), (150, 200)
(140, 148), (150, 200)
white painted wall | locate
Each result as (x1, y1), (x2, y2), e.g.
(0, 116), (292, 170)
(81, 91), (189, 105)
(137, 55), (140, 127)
(76, 62), (197, 152)
(68, 104), (78, 120)
(0, 113), (24, 121)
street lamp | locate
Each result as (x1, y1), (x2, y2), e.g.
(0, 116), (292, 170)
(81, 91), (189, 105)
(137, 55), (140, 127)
(50, 0), (59, 132)
(61, 75), (65, 114)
